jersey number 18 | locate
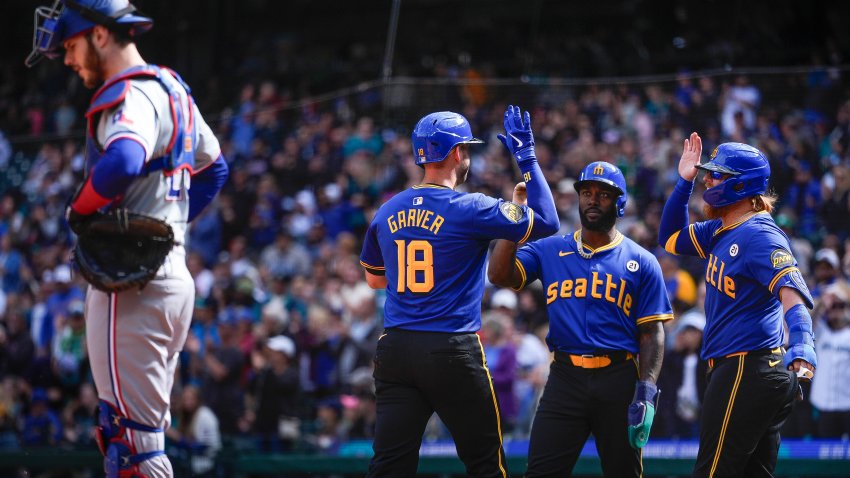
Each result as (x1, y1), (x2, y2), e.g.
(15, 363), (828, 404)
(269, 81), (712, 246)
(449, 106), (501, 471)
(394, 240), (434, 293)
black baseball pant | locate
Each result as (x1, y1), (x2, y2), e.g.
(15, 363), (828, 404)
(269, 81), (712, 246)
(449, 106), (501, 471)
(525, 355), (641, 478)
(692, 349), (797, 478)
(366, 328), (508, 478)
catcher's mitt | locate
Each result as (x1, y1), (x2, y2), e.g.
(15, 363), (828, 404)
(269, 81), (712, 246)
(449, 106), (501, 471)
(72, 209), (175, 293)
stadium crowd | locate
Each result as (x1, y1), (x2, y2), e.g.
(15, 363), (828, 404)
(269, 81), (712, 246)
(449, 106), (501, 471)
(2, 54), (850, 475)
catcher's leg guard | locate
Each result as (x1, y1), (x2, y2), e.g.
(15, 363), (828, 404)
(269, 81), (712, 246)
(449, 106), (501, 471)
(95, 400), (165, 478)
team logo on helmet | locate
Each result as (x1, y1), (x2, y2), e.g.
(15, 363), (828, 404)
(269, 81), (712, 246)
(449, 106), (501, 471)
(770, 249), (793, 269)
(593, 164), (605, 175)
(626, 260), (639, 272)
(499, 202), (524, 223)
(710, 146), (718, 159)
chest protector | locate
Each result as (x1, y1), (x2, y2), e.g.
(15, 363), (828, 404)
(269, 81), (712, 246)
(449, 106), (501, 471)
(84, 65), (196, 177)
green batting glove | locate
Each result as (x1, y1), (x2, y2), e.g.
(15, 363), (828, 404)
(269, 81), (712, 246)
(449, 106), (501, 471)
(627, 380), (659, 449)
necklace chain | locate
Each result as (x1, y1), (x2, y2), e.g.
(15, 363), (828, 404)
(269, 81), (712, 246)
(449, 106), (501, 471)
(576, 229), (622, 259)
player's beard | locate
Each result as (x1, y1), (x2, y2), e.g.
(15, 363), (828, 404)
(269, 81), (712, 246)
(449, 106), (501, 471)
(702, 202), (735, 220)
(456, 158), (470, 185)
(81, 35), (107, 89)
(579, 204), (617, 232)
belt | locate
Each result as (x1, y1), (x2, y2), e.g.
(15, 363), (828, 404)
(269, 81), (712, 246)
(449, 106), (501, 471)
(707, 347), (783, 369)
(555, 351), (634, 369)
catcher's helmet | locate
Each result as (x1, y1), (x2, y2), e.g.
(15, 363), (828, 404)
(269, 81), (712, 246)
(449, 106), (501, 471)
(574, 161), (628, 217)
(412, 112), (483, 167)
(696, 142), (770, 207)
(26, 0), (153, 67)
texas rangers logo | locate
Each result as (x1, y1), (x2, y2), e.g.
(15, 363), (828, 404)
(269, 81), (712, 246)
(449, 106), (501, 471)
(626, 260), (639, 272)
(112, 109), (134, 125)
(499, 202), (524, 223)
(730, 244), (739, 257)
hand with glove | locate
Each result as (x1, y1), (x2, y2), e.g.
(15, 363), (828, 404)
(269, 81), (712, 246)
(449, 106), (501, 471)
(627, 380), (660, 449)
(66, 206), (93, 236)
(497, 105), (536, 166)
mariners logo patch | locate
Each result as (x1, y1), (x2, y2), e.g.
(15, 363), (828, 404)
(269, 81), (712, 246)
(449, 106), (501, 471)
(790, 269), (811, 296)
(730, 244), (739, 257)
(770, 249), (793, 269)
(499, 202), (524, 223)
(626, 260), (640, 272)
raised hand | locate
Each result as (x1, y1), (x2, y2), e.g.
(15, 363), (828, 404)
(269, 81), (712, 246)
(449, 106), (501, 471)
(679, 132), (702, 182)
(497, 105), (536, 164)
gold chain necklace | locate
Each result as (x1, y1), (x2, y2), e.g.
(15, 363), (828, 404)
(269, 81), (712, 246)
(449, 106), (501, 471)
(576, 229), (622, 259)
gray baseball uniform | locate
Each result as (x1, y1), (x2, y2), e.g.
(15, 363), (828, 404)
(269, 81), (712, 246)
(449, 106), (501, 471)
(84, 65), (220, 477)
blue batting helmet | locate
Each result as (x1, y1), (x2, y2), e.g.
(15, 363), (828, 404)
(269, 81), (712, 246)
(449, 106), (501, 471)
(412, 112), (483, 167)
(696, 142), (770, 207)
(26, 0), (153, 67)
(574, 161), (628, 217)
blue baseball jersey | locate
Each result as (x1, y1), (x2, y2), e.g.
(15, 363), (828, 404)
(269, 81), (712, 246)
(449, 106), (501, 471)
(514, 231), (673, 354)
(360, 184), (539, 332)
(663, 213), (814, 359)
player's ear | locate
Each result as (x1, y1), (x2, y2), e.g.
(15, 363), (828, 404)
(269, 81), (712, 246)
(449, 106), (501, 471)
(91, 25), (110, 48)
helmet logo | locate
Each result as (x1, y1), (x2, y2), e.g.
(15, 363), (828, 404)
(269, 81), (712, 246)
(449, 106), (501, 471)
(710, 147), (718, 159)
(626, 260), (639, 272)
(730, 244), (739, 257)
(593, 164), (605, 175)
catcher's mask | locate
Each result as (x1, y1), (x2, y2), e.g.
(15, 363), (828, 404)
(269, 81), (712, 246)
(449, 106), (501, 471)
(26, 0), (153, 67)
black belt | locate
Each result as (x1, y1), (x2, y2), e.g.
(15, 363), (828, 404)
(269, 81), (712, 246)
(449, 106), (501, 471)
(707, 347), (783, 369)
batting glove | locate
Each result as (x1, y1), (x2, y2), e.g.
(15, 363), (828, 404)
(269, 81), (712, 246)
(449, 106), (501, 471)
(497, 105), (536, 166)
(627, 380), (659, 449)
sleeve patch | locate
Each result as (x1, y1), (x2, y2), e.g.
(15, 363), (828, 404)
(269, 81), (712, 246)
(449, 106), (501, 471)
(790, 269), (811, 297)
(499, 202), (525, 223)
(770, 249), (793, 269)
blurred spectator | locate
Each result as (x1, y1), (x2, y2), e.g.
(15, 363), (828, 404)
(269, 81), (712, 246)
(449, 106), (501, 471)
(785, 161), (822, 240)
(480, 311), (518, 433)
(810, 283), (850, 438)
(44, 264), (84, 320)
(247, 335), (300, 452)
(20, 388), (62, 447)
(61, 382), (98, 446)
(721, 75), (760, 138)
(198, 310), (245, 435)
(260, 231), (311, 280)
(305, 397), (344, 453)
(167, 384), (222, 477)
(513, 320), (550, 438)
(0, 309), (35, 380)
(51, 299), (87, 395)
(0, 378), (19, 449)
(811, 248), (842, 298)
(656, 313), (707, 438)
